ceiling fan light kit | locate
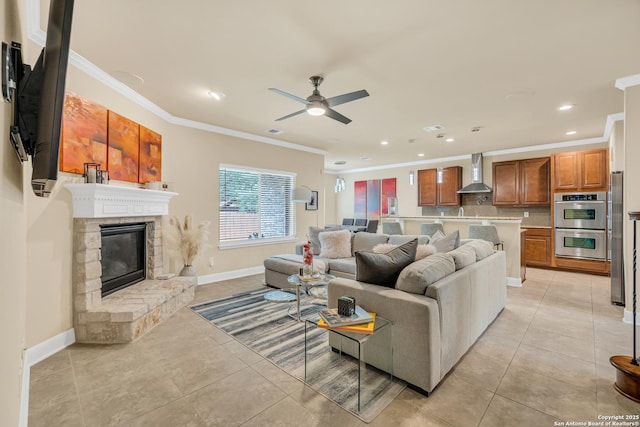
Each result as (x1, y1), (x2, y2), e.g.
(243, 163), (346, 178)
(269, 75), (369, 124)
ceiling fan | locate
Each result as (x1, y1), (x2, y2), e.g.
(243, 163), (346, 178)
(269, 76), (369, 124)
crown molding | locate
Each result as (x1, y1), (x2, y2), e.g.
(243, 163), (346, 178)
(25, 0), (326, 158)
(615, 74), (640, 90)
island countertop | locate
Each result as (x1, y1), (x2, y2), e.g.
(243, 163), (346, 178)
(380, 215), (523, 223)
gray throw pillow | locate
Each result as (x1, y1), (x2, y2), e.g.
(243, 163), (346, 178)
(448, 244), (477, 270)
(431, 230), (460, 252)
(355, 239), (418, 287)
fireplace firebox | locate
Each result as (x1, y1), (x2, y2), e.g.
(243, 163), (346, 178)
(100, 223), (147, 297)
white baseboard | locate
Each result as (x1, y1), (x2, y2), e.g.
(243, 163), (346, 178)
(19, 328), (76, 427)
(198, 266), (265, 285)
(623, 309), (640, 327)
(507, 277), (522, 287)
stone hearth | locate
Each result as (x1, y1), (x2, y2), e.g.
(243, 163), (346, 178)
(66, 184), (195, 344)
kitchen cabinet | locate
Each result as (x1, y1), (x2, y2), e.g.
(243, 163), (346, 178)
(524, 228), (552, 267)
(418, 166), (462, 206)
(493, 157), (550, 206)
(552, 148), (608, 192)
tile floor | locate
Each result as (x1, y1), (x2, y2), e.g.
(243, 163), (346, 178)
(29, 268), (640, 427)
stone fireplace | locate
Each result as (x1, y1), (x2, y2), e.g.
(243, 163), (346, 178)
(66, 184), (196, 344)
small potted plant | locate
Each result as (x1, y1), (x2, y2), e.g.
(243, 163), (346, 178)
(166, 215), (210, 276)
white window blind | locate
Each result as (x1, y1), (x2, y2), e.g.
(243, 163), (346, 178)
(219, 165), (295, 244)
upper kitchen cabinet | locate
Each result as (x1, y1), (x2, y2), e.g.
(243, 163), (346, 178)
(493, 157), (550, 206)
(552, 148), (608, 192)
(418, 166), (462, 206)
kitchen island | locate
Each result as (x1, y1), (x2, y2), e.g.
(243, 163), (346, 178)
(380, 216), (523, 286)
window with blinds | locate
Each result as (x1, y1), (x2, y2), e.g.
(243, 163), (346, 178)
(219, 165), (295, 245)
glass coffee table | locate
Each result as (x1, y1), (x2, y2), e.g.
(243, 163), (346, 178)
(304, 313), (393, 412)
(285, 274), (335, 321)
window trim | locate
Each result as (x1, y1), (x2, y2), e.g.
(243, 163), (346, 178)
(218, 163), (297, 248)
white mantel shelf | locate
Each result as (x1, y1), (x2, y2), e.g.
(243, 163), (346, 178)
(64, 183), (178, 218)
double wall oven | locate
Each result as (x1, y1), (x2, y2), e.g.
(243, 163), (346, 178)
(554, 192), (607, 260)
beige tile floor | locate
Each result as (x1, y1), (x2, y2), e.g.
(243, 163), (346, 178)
(29, 268), (640, 427)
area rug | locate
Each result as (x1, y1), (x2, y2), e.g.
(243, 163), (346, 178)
(190, 288), (406, 423)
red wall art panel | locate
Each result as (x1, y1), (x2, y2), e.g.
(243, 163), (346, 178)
(107, 111), (140, 183)
(381, 177), (397, 215)
(59, 92), (108, 174)
(138, 126), (162, 183)
(354, 180), (367, 219)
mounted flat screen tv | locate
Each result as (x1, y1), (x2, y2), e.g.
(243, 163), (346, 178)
(1, 0), (74, 197)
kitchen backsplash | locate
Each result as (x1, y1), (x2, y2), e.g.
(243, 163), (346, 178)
(420, 194), (551, 226)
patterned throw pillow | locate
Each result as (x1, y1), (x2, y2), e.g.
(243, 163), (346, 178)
(373, 243), (436, 260)
(429, 230), (460, 252)
(355, 239), (418, 287)
(318, 229), (352, 259)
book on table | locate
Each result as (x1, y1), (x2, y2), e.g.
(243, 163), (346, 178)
(318, 305), (374, 327)
(317, 312), (376, 334)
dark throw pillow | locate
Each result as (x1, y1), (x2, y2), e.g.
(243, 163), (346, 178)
(355, 238), (418, 287)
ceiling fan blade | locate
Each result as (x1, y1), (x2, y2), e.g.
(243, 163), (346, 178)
(325, 108), (352, 124)
(275, 109), (306, 121)
(268, 88), (310, 105)
(326, 89), (369, 107)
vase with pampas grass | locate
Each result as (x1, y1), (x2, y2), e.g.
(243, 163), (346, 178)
(166, 215), (210, 276)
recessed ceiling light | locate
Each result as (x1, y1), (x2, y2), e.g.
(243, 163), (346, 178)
(334, 160), (347, 165)
(360, 157), (372, 161)
(111, 71), (144, 87)
(207, 90), (226, 100)
(380, 140), (389, 145)
(446, 138), (455, 143)
(558, 104), (574, 111)
(424, 125), (445, 132)
(417, 153), (425, 157)
(565, 130), (577, 135)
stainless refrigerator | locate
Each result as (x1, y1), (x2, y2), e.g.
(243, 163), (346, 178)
(609, 171), (625, 305)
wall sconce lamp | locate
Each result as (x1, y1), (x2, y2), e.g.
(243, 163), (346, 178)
(409, 170), (415, 186)
(334, 176), (346, 193)
(436, 167), (444, 184)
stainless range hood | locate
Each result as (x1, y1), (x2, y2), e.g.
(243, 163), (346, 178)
(457, 153), (492, 193)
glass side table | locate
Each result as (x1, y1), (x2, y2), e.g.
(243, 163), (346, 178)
(304, 313), (393, 412)
(286, 274), (335, 321)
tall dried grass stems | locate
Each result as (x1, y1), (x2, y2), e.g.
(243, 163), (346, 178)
(166, 215), (210, 266)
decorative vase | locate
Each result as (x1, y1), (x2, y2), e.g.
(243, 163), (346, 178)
(302, 241), (313, 277)
(179, 265), (197, 277)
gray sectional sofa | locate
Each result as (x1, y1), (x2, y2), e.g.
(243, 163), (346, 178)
(262, 231), (507, 394)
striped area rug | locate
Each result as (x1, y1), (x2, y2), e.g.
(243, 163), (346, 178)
(190, 288), (406, 423)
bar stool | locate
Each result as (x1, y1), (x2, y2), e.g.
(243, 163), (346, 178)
(469, 224), (503, 250)
(382, 222), (403, 235)
(420, 223), (444, 238)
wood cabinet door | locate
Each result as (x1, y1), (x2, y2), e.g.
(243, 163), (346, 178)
(520, 157), (550, 205)
(418, 169), (437, 206)
(438, 166), (462, 206)
(553, 152), (579, 191)
(525, 228), (552, 266)
(580, 149), (607, 190)
(492, 161), (519, 205)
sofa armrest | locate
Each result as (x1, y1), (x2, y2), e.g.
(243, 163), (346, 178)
(327, 278), (442, 392)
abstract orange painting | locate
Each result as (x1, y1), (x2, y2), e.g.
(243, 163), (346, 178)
(59, 92), (108, 174)
(138, 126), (162, 183)
(107, 111), (140, 182)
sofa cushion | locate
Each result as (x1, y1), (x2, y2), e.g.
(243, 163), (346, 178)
(309, 226), (337, 255)
(395, 253), (456, 295)
(430, 230), (460, 252)
(373, 243), (436, 261)
(388, 234), (430, 245)
(318, 229), (352, 259)
(328, 258), (356, 275)
(355, 239), (417, 287)
(448, 244), (477, 270)
(462, 239), (495, 261)
(352, 232), (390, 255)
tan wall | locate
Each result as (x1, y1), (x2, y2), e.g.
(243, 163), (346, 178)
(21, 51), (324, 347)
(0, 0), (27, 425)
(623, 85), (640, 314)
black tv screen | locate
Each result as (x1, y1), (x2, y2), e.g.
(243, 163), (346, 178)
(31, 0), (75, 197)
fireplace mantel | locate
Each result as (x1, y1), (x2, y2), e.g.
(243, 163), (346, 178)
(64, 183), (178, 218)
